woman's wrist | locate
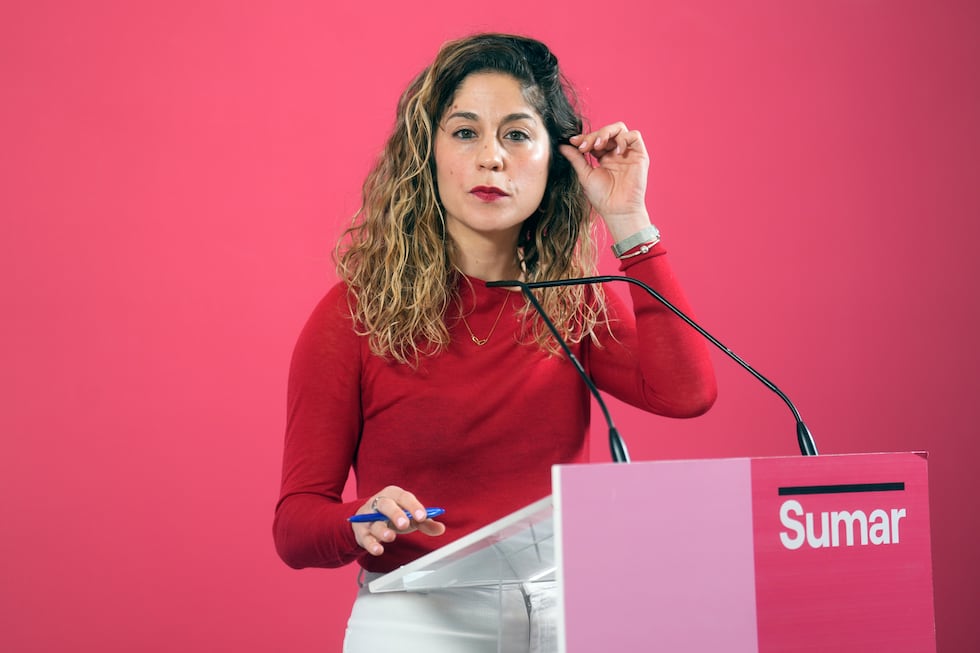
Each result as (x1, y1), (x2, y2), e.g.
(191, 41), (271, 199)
(602, 208), (651, 241)
(611, 224), (661, 259)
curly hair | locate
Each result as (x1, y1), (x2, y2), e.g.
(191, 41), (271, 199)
(335, 33), (607, 364)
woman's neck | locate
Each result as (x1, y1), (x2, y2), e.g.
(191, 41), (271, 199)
(450, 233), (523, 282)
(454, 255), (522, 282)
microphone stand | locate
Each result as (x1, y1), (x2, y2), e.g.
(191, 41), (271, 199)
(488, 276), (818, 457)
(512, 282), (631, 463)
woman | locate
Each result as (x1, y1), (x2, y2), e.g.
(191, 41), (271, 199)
(274, 33), (717, 651)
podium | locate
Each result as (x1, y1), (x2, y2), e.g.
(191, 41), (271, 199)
(369, 453), (936, 652)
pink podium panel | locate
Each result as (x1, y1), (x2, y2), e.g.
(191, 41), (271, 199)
(553, 452), (934, 653)
(750, 453), (935, 651)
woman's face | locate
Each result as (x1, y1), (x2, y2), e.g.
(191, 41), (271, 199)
(434, 72), (551, 251)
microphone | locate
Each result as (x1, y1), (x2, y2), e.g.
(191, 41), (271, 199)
(490, 278), (630, 463)
(487, 276), (818, 457)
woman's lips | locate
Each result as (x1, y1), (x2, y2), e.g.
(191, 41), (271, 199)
(470, 186), (509, 202)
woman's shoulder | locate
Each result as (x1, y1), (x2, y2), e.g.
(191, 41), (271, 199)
(298, 281), (360, 341)
(321, 280), (354, 307)
(289, 281), (367, 370)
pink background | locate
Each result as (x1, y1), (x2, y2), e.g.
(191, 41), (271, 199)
(2, 1), (978, 651)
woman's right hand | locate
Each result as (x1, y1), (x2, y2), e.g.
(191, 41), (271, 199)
(351, 485), (447, 556)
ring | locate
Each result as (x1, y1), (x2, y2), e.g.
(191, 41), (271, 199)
(371, 496), (386, 512)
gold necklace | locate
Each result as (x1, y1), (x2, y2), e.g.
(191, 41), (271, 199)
(458, 293), (510, 346)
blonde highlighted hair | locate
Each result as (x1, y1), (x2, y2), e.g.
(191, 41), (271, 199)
(336, 33), (607, 364)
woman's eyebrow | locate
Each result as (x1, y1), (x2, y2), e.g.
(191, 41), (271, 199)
(443, 111), (538, 124)
(443, 110), (479, 122)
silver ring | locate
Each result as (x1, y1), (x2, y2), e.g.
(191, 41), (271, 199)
(371, 496), (386, 512)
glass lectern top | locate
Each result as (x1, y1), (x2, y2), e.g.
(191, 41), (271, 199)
(368, 496), (555, 593)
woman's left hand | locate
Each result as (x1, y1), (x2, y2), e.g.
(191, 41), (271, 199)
(559, 122), (651, 240)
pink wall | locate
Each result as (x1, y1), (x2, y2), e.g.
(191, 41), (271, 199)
(2, 1), (977, 651)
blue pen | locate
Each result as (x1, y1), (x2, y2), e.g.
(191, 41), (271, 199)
(348, 507), (446, 523)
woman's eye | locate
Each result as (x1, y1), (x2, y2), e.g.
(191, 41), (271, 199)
(505, 130), (529, 141)
(452, 128), (477, 139)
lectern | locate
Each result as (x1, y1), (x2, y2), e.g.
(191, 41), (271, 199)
(369, 453), (935, 652)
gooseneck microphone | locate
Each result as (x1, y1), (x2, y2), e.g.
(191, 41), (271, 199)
(487, 276), (819, 457)
(492, 279), (630, 463)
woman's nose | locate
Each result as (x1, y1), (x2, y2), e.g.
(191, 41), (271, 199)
(478, 137), (504, 170)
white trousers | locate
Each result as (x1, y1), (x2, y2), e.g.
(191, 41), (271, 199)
(343, 573), (558, 653)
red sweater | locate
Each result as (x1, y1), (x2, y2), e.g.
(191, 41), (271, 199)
(273, 245), (716, 572)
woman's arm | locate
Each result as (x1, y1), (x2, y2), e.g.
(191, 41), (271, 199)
(273, 284), (445, 569)
(561, 122), (716, 417)
(273, 284), (365, 568)
(587, 244), (717, 417)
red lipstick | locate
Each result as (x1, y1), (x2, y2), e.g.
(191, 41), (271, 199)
(470, 186), (509, 202)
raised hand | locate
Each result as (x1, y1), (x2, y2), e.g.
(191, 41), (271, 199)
(559, 122), (653, 241)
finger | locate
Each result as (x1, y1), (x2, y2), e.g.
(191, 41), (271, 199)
(369, 520), (397, 542)
(574, 130), (608, 153)
(598, 123), (627, 153)
(581, 123), (626, 150)
(617, 130), (635, 155)
(398, 492), (428, 521)
(416, 520), (447, 537)
(352, 517), (398, 555)
(582, 124), (629, 157)
(613, 129), (644, 156)
(559, 143), (595, 181)
(360, 532), (385, 556)
(389, 488), (431, 523)
(372, 495), (412, 530)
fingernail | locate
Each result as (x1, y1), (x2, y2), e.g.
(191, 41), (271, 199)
(414, 509), (427, 521)
(372, 544), (382, 554)
(396, 518), (409, 529)
(594, 137), (602, 148)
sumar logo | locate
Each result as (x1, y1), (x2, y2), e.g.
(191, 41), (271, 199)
(776, 482), (906, 550)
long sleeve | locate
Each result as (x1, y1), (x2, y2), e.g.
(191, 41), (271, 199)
(587, 243), (718, 417)
(273, 284), (365, 569)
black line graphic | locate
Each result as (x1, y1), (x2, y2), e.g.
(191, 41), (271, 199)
(778, 482), (905, 496)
